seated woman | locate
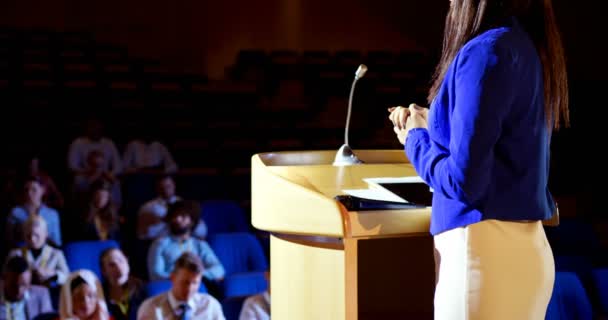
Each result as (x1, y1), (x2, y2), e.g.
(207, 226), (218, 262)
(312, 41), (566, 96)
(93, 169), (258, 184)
(100, 248), (145, 320)
(8, 215), (70, 286)
(59, 270), (113, 320)
(75, 179), (121, 242)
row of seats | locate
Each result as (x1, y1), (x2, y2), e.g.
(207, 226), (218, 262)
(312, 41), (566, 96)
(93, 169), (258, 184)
(64, 232), (268, 299)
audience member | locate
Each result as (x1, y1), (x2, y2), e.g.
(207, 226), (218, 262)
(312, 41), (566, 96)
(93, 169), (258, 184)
(5, 176), (62, 248)
(239, 271), (270, 320)
(8, 215), (69, 286)
(59, 270), (112, 320)
(72, 150), (122, 209)
(0, 256), (53, 320)
(147, 201), (224, 284)
(137, 175), (206, 241)
(137, 252), (224, 320)
(75, 179), (121, 242)
(25, 156), (64, 209)
(99, 248), (144, 320)
(67, 118), (122, 176)
(122, 129), (178, 173)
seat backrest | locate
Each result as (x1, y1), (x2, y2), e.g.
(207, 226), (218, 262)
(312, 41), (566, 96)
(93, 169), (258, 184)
(64, 240), (120, 280)
(202, 201), (249, 237)
(208, 232), (268, 275)
(222, 296), (247, 320)
(545, 271), (593, 320)
(592, 268), (608, 314)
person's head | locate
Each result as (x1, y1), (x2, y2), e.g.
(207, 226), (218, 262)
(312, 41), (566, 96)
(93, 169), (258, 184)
(90, 179), (112, 210)
(70, 276), (99, 318)
(60, 270), (107, 320)
(23, 176), (45, 204)
(430, 0), (568, 129)
(156, 174), (176, 200)
(23, 215), (49, 250)
(165, 200), (200, 237)
(84, 118), (104, 141)
(86, 150), (105, 171)
(99, 248), (130, 287)
(170, 252), (204, 301)
(2, 256), (31, 302)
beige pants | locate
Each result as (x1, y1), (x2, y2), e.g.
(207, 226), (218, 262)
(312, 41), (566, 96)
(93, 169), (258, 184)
(433, 220), (555, 320)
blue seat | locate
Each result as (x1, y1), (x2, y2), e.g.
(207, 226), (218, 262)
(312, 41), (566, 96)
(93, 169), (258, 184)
(592, 268), (608, 314)
(64, 240), (120, 280)
(202, 201), (250, 236)
(222, 296), (247, 320)
(545, 271), (593, 320)
(144, 279), (208, 298)
(223, 272), (268, 298)
(209, 232), (268, 298)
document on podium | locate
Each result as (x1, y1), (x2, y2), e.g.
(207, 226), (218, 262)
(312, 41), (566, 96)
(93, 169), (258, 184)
(339, 176), (433, 210)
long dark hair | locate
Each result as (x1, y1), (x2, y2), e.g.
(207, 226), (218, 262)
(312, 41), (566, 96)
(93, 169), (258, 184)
(87, 179), (118, 229)
(428, 0), (569, 129)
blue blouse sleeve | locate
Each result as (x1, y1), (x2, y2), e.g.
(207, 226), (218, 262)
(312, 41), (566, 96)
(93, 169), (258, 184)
(405, 41), (514, 205)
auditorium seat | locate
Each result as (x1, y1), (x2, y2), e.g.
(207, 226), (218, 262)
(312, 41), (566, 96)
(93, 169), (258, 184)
(545, 271), (593, 320)
(64, 240), (120, 280)
(209, 232), (268, 298)
(201, 201), (250, 236)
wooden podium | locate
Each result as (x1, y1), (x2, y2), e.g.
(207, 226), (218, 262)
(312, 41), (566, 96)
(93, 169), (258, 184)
(251, 150), (435, 320)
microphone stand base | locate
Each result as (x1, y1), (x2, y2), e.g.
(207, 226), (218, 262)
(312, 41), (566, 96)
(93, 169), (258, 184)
(333, 144), (363, 166)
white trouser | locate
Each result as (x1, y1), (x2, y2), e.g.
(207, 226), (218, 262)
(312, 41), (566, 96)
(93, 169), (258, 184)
(433, 219), (554, 320)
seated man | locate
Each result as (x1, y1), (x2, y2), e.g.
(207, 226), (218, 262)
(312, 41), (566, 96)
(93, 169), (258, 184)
(137, 175), (207, 240)
(147, 200), (224, 292)
(137, 252), (224, 320)
(8, 215), (70, 286)
(0, 256), (53, 320)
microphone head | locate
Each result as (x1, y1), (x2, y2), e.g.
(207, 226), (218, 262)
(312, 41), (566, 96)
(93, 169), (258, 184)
(355, 64), (368, 79)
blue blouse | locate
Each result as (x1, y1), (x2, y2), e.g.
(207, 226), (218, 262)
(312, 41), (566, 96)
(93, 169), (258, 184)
(405, 17), (556, 235)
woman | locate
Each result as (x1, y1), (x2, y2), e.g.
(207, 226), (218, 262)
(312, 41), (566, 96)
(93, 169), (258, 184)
(388, 0), (568, 319)
(99, 248), (145, 320)
(5, 175), (63, 247)
(76, 179), (121, 242)
(8, 215), (70, 286)
(59, 270), (113, 320)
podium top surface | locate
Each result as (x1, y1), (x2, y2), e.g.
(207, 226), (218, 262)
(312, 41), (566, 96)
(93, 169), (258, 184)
(251, 150), (431, 238)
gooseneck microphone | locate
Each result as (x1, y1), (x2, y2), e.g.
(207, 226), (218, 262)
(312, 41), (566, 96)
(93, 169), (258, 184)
(333, 64), (367, 166)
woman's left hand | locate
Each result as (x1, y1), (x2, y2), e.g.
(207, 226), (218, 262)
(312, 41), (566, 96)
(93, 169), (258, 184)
(394, 104), (428, 145)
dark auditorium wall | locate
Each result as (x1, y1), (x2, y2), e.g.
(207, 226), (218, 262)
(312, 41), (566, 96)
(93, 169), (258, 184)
(0, 0), (446, 78)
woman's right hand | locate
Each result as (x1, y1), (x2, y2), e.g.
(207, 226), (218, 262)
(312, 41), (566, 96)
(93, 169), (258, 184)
(388, 104), (428, 129)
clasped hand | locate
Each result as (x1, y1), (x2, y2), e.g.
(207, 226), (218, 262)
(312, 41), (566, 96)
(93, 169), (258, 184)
(388, 103), (428, 145)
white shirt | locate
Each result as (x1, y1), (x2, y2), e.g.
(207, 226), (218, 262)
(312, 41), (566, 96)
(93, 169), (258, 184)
(0, 289), (28, 320)
(137, 291), (225, 320)
(239, 292), (270, 320)
(137, 196), (207, 240)
(123, 140), (178, 173)
(67, 137), (122, 174)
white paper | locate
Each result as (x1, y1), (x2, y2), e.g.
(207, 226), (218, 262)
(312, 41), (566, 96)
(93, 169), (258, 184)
(363, 176), (425, 185)
(342, 187), (408, 203)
